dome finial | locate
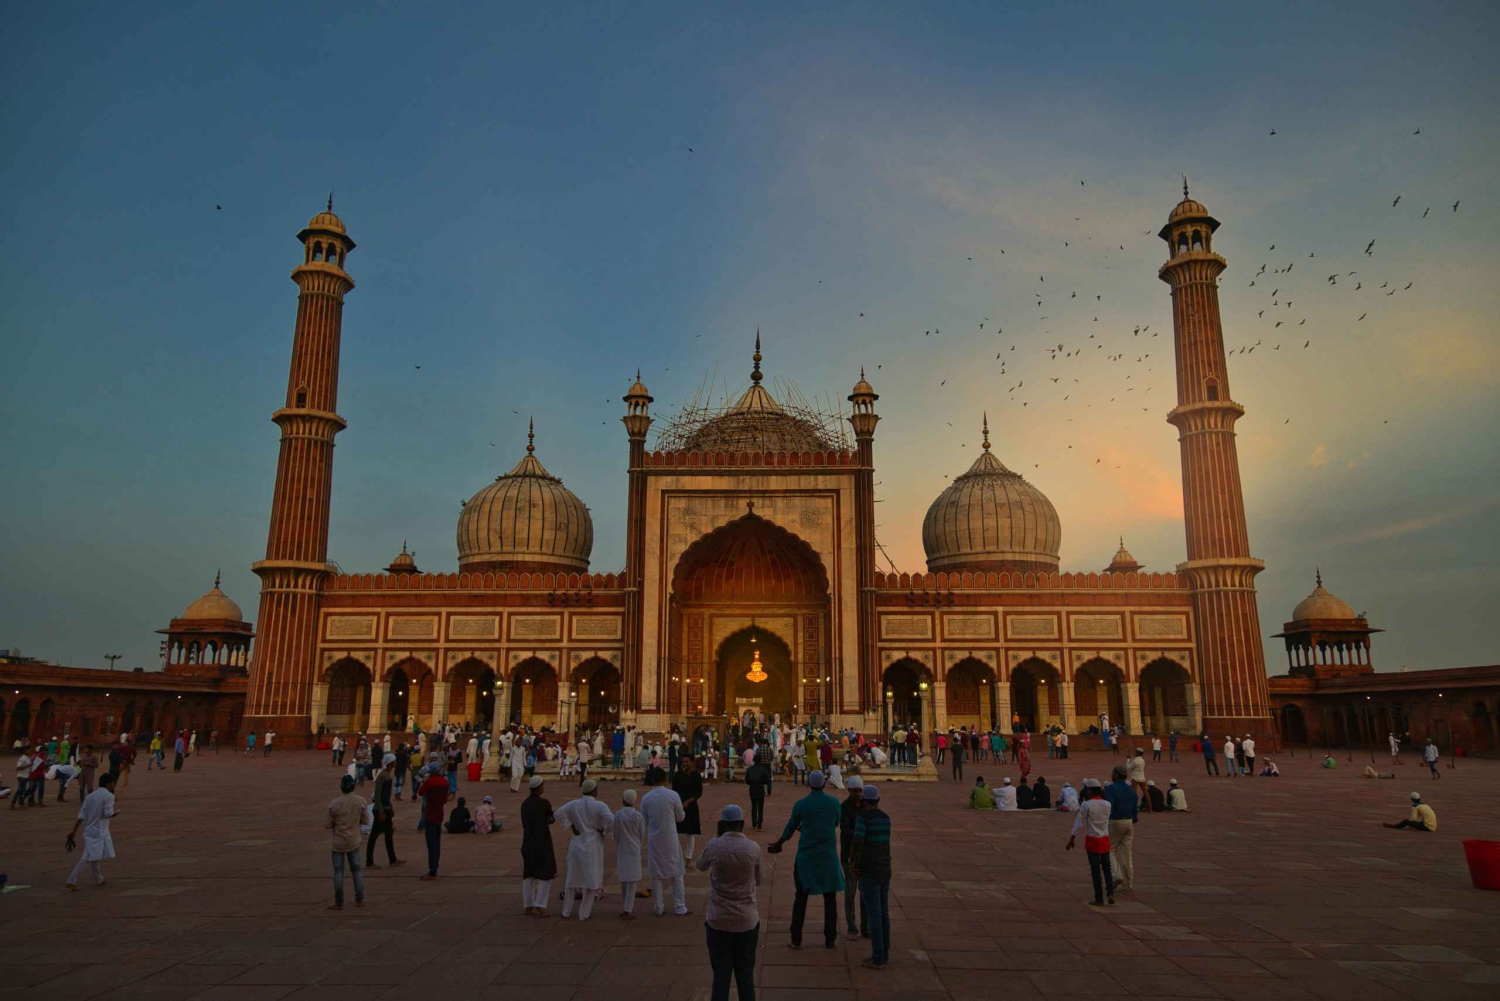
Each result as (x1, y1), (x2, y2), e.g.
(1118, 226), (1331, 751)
(213, 568), (221, 590)
(751, 330), (763, 384)
(1315, 566), (1322, 588)
(1182, 174), (1189, 200)
(527, 416), (535, 454)
(327, 189), (334, 212)
(982, 412), (991, 451)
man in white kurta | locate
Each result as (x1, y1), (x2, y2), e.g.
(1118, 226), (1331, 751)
(612, 789), (645, 917)
(65, 773), (118, 889)
(466, 734), (479, 763)
(509, 739), (526, 793)
(554, 780), (614, 920)
(640, 770), (689, 915)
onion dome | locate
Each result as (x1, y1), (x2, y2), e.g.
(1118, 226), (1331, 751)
(1105, 538), (1143, 573)
(625, 370), (652, 402)
(456, 419), (593, 574)
(181, 571), (244, 621)
(922, 416), (1062, 574)
(1290, 569), (1357, 621)
(297, 193), (355, 248)
(849, 368), (876, 400)
(681, 334), (832, 453)
(385, 541), (419, 574)
(1159, 176), (1219, 241)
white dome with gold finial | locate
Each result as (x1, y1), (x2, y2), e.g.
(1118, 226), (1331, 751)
(456, 420), (593, 574)
(1291, 570), (1358, 621)
(922, 415), (1062, 574)
(181, 572), (245, 621)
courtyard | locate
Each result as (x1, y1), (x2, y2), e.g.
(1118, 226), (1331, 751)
(2, 745), (1498, 1001)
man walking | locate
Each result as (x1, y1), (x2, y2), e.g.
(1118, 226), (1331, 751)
(64, 772), (119, 890)
(838, 776), (868, 941)
(641, 766), (690, 916)
(697, 804), (762, 1001)
(1103, 765), (1139, 891)
(1388, 732), (1402, 765)
(1201, 734), (1219, 776)
(416, 757), (449, 880)
(850, 783), (892, 970)
(1223, 736), (1240, 777)
(365, 754), (405, 869)
(769, 770), (843, 950)
(1151, 734), (1162, 762)
(1066, 778), (1115, 907)
(1423, 738), (1441, 779)
(264, 730), (274, 757)
(744, 753), (772, 831)
(1242, 734), (1256, 777)
(325, 774), (366, 909)
(1128, 748), (1151, 812)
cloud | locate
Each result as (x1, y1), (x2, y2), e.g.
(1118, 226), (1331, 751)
(1307, 443), (1328, 467)
(1340, 496), (1499, 543)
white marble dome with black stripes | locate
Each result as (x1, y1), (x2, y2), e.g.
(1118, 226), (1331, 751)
(457, 428), (592, 574)
(922, 430), (1061, 574)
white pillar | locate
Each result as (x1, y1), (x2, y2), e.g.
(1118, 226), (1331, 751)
(1122, 681), (1144, 736)
(432, 681), (451, 727)
(367, 682), (389, 735)
(1185, 682), (1203, 735)
(1060, 679), (1077, 732)
(932, 680), (949, 734)
(310, 683), (330, 735)
(995, 680), (1012, 732)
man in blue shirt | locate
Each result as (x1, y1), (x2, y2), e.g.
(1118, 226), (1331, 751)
(611, 727), (625, 768)
(1102, 765), (1138, 891)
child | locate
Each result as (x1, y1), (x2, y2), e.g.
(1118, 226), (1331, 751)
(475, 795), (500, 833)
(445, 796), (475, 834)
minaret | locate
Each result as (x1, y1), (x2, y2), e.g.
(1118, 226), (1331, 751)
(620, 369), (654, 718)
(1158, 181), (1271, 739)
(244, 198), (356, 741)
(847, 369), (880, 714)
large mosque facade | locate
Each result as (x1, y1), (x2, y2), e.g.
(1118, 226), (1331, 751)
(241, 192), (1275, 745)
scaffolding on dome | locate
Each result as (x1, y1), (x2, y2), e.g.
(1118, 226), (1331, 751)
(652, 368), (851, 455)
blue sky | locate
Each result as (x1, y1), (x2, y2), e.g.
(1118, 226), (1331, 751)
(2, 2), (1496, 673)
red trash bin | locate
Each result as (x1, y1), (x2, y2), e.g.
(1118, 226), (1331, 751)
(467, 762), (482, 782)
(1462, 840), (1500, 891)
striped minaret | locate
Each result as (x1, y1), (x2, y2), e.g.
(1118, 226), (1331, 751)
(244, 198), (355, 743)
(1158, 181), (1272, 741)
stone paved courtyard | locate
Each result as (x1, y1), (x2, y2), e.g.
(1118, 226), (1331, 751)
(3, 745), (1499, 1001)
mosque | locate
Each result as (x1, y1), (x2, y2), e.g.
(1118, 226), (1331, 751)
(230, 189), (1277, 747)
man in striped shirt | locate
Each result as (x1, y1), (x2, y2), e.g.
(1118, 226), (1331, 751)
(849, 783), (892, 969)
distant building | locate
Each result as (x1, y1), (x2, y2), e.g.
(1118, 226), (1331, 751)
(1, 577), (250, 747)
(1267, 572), (1499, 753)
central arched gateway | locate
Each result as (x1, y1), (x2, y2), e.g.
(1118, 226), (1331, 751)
(669, 509), (831, 724)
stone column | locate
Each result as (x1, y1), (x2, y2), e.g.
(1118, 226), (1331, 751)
(932, 681), (949, 735)
(1185, 682), (1203, 735)
(1060, 679), (1077, 732)
(309, 682), (330, 735)
(432, 681), (451, 727)
(1121, 681), (1144, 736)
(367, 681), (389, 735)
(995, 680), (1012, 732)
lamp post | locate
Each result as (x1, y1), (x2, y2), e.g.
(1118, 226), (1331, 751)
(104, 654), (122, 671)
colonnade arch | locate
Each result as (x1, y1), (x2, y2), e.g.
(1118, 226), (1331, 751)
(882, 658), (932, 736)
(1010, 658), (1061, 732)
(945, 658), (999, 731)
(573, 657), (622, 728)
(507, 657), (559, 730)
(1074, 658), (1124, 729)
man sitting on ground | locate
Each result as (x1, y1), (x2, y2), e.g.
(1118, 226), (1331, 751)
(967, 776), (996, 810)
(1383, 792), (1437, 832)
(996, 777), (1018, 811)
(1143, 780), (1167, 813)
(1031, 776), (1052, 810)
(1166, 778), (1188, 812)
(1015, 777), (1035, 811)
(445, 796), (476, 833)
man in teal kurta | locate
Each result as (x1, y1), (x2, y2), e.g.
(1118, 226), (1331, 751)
(771, 769), (844, 948)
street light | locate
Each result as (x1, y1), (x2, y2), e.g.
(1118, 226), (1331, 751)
(104, 654), (122, 671)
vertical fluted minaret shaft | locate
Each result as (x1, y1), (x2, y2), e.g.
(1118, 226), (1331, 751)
(1158, 185), (1271, 738)
(244, 201), (355, 740)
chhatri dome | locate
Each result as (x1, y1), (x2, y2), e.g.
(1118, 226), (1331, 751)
(922, 415), (1062, 574)
(181, 571), (245, 621)
(681, 335), (833, 454)
(1290, 569), (1358, 621)
(456, 419), (593, 574)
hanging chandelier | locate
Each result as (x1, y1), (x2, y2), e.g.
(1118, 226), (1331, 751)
(745, 648), (768, 684)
